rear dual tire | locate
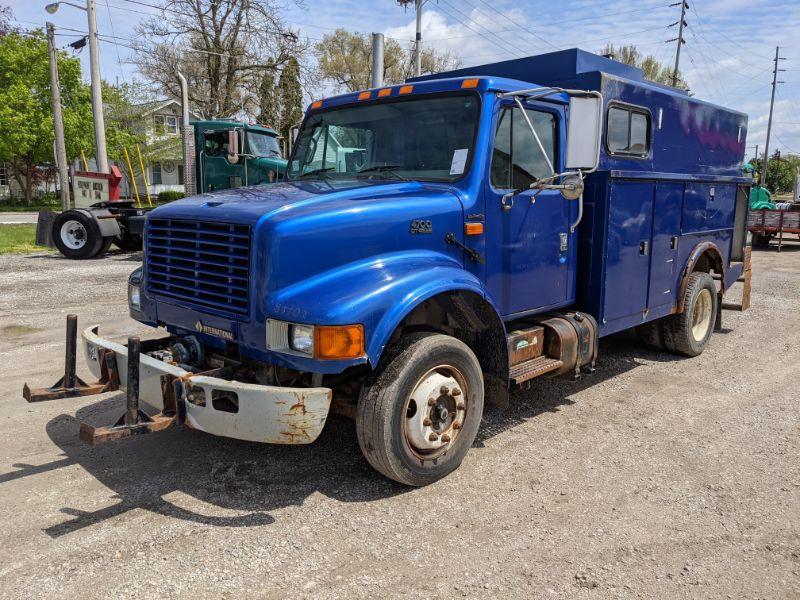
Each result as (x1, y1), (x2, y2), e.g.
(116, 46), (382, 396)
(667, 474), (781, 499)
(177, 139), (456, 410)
(52, 211), (104, 259)
(636, 271), (718, 357)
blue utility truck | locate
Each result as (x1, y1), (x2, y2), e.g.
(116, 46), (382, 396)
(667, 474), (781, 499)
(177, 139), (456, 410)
(27, 49), (752, 486)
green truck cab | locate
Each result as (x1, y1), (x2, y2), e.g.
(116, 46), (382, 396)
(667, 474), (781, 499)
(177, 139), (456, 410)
(194, 120), (288, 192)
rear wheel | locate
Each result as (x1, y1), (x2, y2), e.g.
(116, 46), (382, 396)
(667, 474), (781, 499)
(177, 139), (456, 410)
(113, 233), (142, 252)
(662, 271), (718, 357)
(356, 333), (484, 486)
(52, 211), (103, 259)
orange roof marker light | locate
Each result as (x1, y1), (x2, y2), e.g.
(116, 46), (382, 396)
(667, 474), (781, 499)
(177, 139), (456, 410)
(310, 100), (323, 110)
(398, 85), (414, 95)
(358, 91), (372, 101)
(461, 78), (480, 89)
(377, 88), (392, 98)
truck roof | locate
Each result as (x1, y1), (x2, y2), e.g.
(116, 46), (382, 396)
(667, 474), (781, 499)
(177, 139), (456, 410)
(192, 119), (279, 136)
(412, 48), (746, 118)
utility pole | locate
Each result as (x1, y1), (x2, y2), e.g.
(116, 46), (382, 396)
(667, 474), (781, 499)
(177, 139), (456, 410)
(47, 22), (71, 211)
(414, 0), (422, 77)
(86, 0), (109, 173)
(760, 46), (785, 189)
(397, 0), (424, 77)
(667, 1), (688, 87)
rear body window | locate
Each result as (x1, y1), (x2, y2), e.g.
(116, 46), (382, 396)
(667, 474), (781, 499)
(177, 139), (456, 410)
(607, 105), (651, 156)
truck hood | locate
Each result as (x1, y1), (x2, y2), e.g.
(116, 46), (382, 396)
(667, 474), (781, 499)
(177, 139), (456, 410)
(150, 179), (455, 226)
(147, 179), (467, 295)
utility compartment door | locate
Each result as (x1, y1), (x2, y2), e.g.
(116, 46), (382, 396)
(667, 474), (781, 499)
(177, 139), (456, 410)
(647, 182), (683, 310)
(602, 181), (654, 323)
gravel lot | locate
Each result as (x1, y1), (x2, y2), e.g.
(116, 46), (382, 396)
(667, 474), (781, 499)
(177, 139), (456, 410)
(0, 245), (798, 599)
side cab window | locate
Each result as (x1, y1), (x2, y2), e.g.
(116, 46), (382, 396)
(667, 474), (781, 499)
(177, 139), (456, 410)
(606, 105), (651, 156)
(490, 106), (556, 189)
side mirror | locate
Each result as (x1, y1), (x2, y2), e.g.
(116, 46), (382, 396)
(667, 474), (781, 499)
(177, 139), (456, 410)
(227, 129), (240, 164)
(288, 125), (300, 156)
(565, 95), (603, 172)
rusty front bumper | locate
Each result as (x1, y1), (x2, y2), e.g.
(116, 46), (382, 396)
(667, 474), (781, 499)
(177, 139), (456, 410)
(82, 326), (333, 444)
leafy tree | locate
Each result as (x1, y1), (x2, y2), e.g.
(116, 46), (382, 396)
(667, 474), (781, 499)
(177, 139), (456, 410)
(749, 151), (800, 195)
(132, 0), (308, 119)
(315, 29), (460, 93)
(602, 44), (688, 90)
(0, 30), (94, 203)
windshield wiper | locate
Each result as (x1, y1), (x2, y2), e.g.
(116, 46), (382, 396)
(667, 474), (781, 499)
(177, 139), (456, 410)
(356, 164), (408, 181)
(296, 167), (335, 180)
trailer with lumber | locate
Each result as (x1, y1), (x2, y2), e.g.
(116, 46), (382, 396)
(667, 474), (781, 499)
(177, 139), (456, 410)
(26, 49), (753, 486)
(48, 120), (288, 259)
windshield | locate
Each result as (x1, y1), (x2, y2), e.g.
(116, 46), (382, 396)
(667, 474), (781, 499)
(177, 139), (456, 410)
(287, 94), (480, 182)
(247, 131), (282, 158)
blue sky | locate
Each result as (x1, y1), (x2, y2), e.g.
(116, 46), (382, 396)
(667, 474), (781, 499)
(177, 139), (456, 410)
(7, 0), (800, 160)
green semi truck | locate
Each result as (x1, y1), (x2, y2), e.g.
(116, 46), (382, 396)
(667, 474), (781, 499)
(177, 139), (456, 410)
(50, 119), (288, 259)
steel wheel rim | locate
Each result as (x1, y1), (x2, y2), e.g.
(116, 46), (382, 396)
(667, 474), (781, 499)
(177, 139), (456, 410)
(402, 365), (468, 459)
(60, 220), (87, 250)
(691, 288), (713, 341)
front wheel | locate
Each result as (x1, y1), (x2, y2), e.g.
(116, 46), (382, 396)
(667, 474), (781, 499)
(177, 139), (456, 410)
(356, 333), (484, 486)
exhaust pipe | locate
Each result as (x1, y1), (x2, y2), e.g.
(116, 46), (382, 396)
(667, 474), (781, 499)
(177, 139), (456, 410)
(178, 72), (197, 197)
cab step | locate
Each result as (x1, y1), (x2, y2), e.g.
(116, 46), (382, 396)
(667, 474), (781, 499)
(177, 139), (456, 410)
(509, 356), (564, 385)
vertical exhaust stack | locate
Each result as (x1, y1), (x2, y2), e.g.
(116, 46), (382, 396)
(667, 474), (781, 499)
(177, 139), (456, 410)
(178, 72), (197, 197)
(371, 33), (384, 89)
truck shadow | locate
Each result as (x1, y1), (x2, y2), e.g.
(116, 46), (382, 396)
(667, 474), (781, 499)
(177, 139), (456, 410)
(31, 333), (674, 538)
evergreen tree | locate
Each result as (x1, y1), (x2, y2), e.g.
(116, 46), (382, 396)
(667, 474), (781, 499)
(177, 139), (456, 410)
(258, 62), (279, 129)
(277, 56), (302, 142)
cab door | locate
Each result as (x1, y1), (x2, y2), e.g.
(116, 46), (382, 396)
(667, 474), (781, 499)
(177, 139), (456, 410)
(483, 101), (572, 317)
(200, 129), (245, 192)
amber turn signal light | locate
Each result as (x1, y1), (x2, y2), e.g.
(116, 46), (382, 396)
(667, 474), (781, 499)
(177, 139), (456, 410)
(465, 222), (484, 236)
(310, 100), (323, 109)
(315, 325), (365, 360)
(461, 78), (479, 88)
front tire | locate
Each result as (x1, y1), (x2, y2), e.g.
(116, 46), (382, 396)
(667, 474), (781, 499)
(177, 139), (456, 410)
(356, 333), (484, 486)
(663, 271), (718, 357)
(52, 211), (103, 259)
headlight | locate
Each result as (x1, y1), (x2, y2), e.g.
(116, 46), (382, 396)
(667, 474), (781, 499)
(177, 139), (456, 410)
(128, 266), (143, 311)
(290, 324), (314, 355)
(128, 284), (141, 310)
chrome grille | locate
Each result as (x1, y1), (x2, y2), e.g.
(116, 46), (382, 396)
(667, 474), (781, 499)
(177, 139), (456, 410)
(146, 218), (251, 316)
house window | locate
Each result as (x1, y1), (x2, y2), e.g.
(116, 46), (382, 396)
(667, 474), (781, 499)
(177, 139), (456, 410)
(606, 105), (651, 156)
(490, 107), (556, 189)
(0, 163), (8, 186)
(151, 163), (162, 185)
(154, 114), (179, 135)
(177, 164), (184, 185)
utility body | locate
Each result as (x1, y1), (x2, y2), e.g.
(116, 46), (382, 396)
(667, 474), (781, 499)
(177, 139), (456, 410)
(49, 120), (287, 259)
(30, 49), (752, 486)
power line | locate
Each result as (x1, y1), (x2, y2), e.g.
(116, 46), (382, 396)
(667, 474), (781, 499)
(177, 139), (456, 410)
(436, 0), (530, 58)
(471, 0), (558, 51)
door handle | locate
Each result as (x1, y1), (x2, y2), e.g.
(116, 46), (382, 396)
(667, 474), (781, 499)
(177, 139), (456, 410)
(639, 240), (650, 256)
(670, 236), (679, 250)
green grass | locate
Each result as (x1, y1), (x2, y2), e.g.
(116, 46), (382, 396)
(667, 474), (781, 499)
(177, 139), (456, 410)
(0, 204), (60, 213)
(0, 224), (53, 255)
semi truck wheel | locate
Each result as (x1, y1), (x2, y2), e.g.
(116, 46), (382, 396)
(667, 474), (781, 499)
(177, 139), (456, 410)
(662, 272), (718, 357)
(356, 333), (484, 487)
(52, 211), (103, 259)
(113, 233), (142, 252)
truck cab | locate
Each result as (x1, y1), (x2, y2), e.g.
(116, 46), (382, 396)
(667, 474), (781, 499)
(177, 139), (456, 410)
(194, 120), (287, 192)
(81, 49), (751, 486)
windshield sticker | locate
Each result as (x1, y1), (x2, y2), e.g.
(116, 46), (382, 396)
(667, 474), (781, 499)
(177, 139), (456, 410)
(450, 149), (468, 175)
(291, 160), (299, 172)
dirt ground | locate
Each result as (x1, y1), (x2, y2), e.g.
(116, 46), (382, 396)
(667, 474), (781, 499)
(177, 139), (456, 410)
(0, 244), (797, 599)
